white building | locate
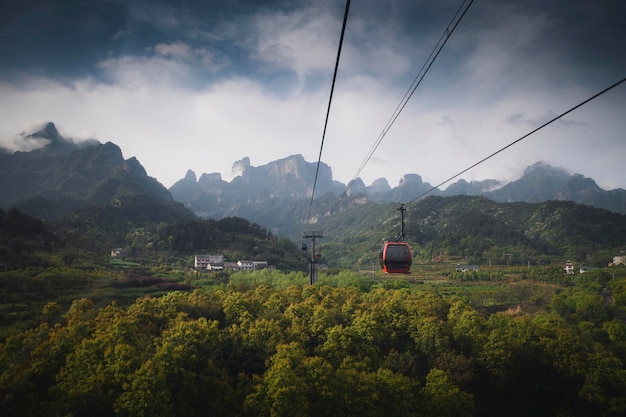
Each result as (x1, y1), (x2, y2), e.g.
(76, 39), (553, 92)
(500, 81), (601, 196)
(236, 260), (270, 270)
(455, 264), (479, 273)
(195, 254), (224, 269)
(207, 263), (225, 271)
(252, 261), (268, 270)
(224, 262), (239, 270)
(563, 260), (575, 275)
(237, 260), (255, 270)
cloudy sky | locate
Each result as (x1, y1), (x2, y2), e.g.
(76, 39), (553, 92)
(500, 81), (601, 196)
(1, 0), (625, 191)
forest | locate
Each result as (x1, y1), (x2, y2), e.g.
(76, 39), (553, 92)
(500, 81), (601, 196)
(2, 207), (626, 416)
(2, 266), (626, 417)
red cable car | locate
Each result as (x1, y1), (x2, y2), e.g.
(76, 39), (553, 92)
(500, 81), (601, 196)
(380, 241), (412, 274)
(379, 204), (412, 274)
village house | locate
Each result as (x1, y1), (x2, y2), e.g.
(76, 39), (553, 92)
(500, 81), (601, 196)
(195, 254), (224, 269)
(563, 260), (575, 274)
(237, 260), (255, 270)
(236, 260), (272, 271)
(252, 261), (268, 270)
(455, 264), (479, 273)
(206, 262), (225, 271)
(196, 255), (270, 271)
(224, 262), (239, 270)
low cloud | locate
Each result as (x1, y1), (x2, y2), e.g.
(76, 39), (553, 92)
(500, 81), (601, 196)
(1, 0), (625, 192)
(152, 42), (227, 71)
(97, 41), (229, 88)
(0, 134), (49, 153)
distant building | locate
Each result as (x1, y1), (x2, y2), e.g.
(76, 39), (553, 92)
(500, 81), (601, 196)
(111, 248), (126, 258)
(563, 261), (575, 275)
(237, 260), (255, 270)
(580, 266), (600, 274)
(195, 254), (224, 269)
(237, 260), (271, 271)
(223, 262), (239, 270)
(252, 261), (268, 270)
(613, 256), (625, 266)
(207, 263), (225, 271)
(455, 264), (479, 272)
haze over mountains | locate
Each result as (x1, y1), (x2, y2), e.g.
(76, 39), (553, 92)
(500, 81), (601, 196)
(0, 123), (194, 223)
(170, 154), (626, 216)
(2, 122), (626, 229)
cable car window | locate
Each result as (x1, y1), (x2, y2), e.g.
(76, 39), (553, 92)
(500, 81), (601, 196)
(386, 244), (410, 260)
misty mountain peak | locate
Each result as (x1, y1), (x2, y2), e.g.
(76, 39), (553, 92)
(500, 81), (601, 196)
(399, 174), (424, 186)
(184, 170), (197, 183)
(28, 122), (61, 141)
(524, 161), (570, 178)
(16, 121), (71, 153)
(368, 178), (391, 194)
(347, 178), (367, 196)
(198, 173), (223, 183)
(18, 122), (100, 154)
(232, 157), (251, 177)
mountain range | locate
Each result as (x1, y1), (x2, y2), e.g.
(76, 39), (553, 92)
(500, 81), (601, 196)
(170, 151), (626, 222)
(2, 122), (626, 241)
(0, 123), (194, 224)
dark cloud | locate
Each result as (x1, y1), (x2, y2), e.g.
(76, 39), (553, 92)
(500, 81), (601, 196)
(0, 0), (625, 189)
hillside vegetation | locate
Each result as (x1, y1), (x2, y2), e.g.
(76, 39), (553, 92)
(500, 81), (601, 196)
(2, 268), (626, 417)
(0, 208), (302, 271)
(2, 197), (626, 417)
(318, 195), (626, 269)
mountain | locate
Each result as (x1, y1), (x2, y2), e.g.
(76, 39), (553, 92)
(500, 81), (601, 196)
(319, 194), (626, 268)
(169, 155), (346, 229)
(172, 157), (626, 218)
(171, 154), (342, 203)
(419, 195), (626, 259)
(481, 162), (626, 213)
(367, 178), (392, 195)
(0, 122), (195, 223)
(3, 123), (625, 247)
(167, 155), (626, 240)
(380, 173), (439, 203)
(0, 122), (95, 206)
(169, 157), (438, 232)
(442, 178), (502, 196)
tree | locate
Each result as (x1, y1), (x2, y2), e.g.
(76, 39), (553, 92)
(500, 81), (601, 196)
(418, 368), (474, 417)
(116, 316), (234, 417)
(579, 349), (626, 416)
(244, 342), (311, 417)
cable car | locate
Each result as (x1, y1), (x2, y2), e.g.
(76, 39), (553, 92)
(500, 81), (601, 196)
(379, 204), (412, 274)
(380, 241), (412, 274)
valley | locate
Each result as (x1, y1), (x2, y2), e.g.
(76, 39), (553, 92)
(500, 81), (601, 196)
(1, 123), (626, 416)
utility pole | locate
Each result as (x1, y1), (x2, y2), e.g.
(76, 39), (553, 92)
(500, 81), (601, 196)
(397, 204), (406, 241)
(302, 231), (323, 285)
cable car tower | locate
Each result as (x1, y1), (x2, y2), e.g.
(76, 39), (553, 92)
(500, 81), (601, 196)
(302, 231), (324, 284)
(397, 203), (407, 241)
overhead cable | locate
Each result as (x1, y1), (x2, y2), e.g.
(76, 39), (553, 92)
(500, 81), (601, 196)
(406, 75), (626, 205)
(305, 0), (351, 225)
(339, 0), (474, 201)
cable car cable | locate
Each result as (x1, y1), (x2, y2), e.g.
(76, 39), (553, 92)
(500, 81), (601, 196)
(404, 75), (626, 206)
(305, 0), (351, 226)
(339, 0), (474, 202)
(372, 75), (626, 274)
(314, 0), (473, 234)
